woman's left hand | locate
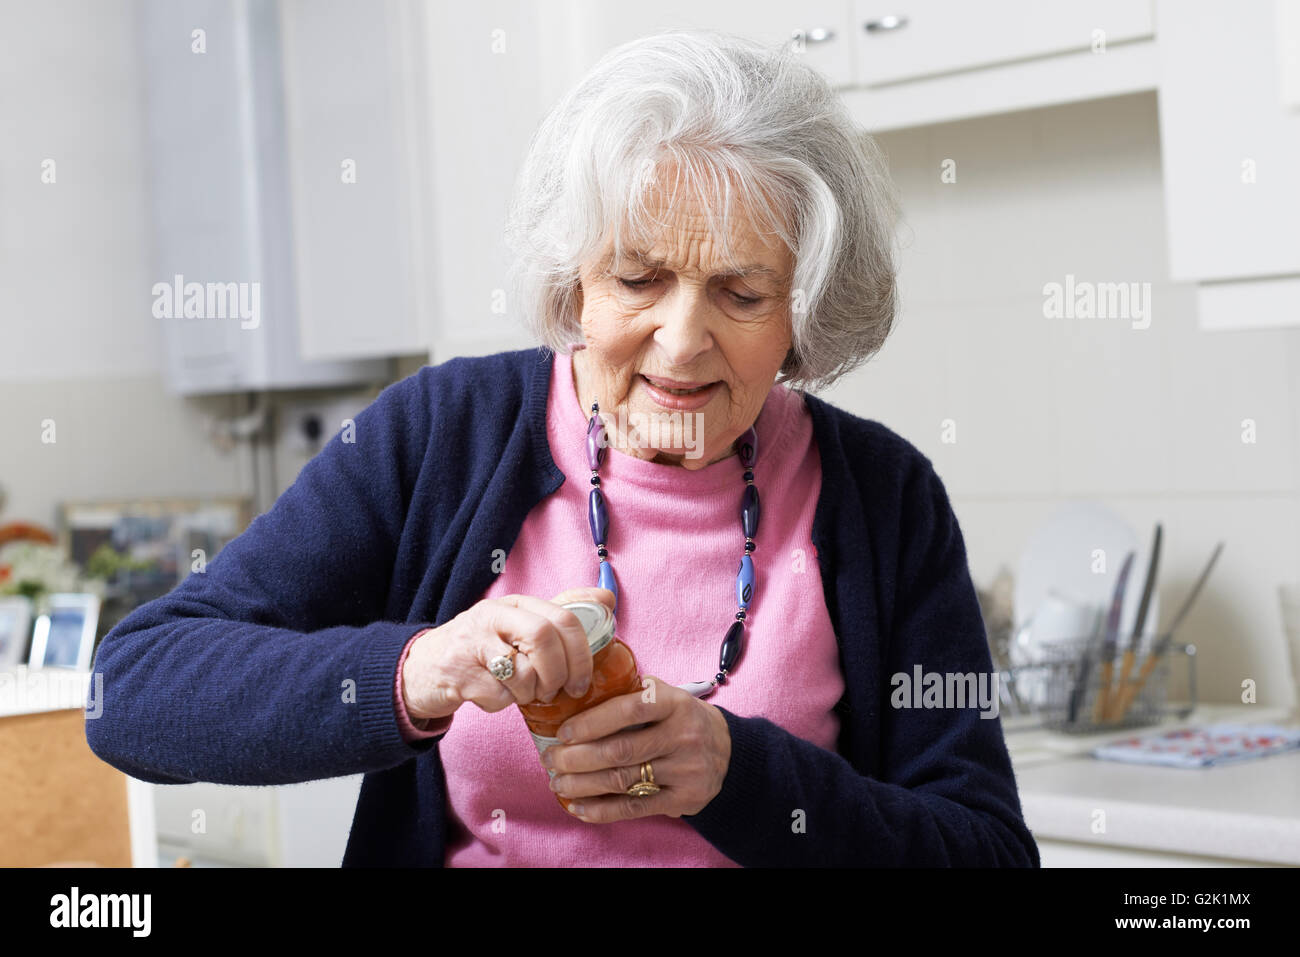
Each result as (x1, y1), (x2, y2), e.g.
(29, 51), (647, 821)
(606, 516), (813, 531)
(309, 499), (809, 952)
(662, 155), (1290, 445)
(542, 676), (731, 821)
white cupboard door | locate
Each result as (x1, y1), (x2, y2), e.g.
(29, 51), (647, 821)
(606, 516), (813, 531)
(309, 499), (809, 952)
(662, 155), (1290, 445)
(279, 0), (429, 360)
(853, 0), (1153, 86)
(1157, 0), (1300, 283)
(419, 0), (562, 357)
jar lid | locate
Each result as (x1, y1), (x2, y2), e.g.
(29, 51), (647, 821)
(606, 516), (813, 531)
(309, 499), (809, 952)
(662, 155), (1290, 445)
(562, 600), (615, 655)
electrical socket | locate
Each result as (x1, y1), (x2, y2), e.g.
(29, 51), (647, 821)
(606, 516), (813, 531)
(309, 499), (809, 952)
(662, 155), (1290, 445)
(280, 397), (369, 455)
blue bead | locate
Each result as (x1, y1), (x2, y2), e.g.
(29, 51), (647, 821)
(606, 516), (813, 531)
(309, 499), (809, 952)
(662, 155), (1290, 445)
(741, 484), (761, 539)
(735, 554), (755, 610)
(588, 488), (608, 545)
(738, 428), (758, 468)
(720, 620), (745, 673)
(597, 560), (618, 604)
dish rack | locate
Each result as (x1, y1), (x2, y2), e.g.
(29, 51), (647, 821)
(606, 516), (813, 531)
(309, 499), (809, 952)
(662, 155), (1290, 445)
(995, 633), (1197, 734)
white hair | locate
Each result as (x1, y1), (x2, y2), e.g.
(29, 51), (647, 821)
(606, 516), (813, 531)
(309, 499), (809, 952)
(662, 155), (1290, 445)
(503, 28), (900, 392)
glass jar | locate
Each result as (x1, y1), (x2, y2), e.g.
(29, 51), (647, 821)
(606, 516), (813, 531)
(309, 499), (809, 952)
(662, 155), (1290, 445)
(518, 600), (641, 812)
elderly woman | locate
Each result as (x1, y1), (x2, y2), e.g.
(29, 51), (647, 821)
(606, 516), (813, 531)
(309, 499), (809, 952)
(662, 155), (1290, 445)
(87, 30), (1037, 867)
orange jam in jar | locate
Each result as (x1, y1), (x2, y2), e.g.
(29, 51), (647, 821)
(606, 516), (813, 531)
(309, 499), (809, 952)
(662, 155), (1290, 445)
(519, 600), (641, 811)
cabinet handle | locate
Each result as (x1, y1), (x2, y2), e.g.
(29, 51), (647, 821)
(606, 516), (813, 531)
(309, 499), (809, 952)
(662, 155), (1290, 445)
(793, 27), (836, 45)
(864, 15), (909, 33)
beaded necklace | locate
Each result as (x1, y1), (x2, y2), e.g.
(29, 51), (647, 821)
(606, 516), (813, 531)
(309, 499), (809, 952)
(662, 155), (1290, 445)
(584, 401), (760, 699)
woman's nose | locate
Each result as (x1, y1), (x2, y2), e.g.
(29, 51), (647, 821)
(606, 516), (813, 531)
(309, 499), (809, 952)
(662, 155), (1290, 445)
(653, 286), (714, 365)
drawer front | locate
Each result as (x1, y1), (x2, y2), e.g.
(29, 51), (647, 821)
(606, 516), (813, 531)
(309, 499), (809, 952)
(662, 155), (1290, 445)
(853, 0), (1153, 86)
(574, 0), (858, 89)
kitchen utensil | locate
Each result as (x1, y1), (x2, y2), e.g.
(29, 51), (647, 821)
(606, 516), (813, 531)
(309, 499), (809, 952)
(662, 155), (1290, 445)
(1065, 616), (1103, 726)
(1091, 551), (1136, 724)
(1112, 541), (1224, 722)
(1108, 523), (1163, 720)
(1067, 556), (1134, 726)
(1276, 582), (1300, 721)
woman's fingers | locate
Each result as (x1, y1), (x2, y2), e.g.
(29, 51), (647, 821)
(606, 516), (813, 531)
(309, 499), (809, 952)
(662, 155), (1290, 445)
(482, 600), (570, 702)
(496, 591), (604, 698)
(548, 586), (616, 610)
(487, 596), (586, 699)
(545, 721), (666, 776)
(452, 632), (537, 712)
(409, 588), (617, 719)
(550, 752), (679, 800)
(546, 587), (615, 695)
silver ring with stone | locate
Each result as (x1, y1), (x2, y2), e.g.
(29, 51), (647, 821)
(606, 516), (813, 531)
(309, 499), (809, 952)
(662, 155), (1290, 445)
(488, 646), (519, 682)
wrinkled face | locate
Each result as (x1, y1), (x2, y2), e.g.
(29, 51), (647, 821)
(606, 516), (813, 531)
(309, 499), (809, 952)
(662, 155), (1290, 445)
(571, 181), (794, 469)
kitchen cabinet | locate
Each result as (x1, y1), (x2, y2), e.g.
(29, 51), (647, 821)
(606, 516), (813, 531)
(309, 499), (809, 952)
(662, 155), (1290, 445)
(152, 775), (362, 867)
(1, 668), (157, 867)
(841, 0), (1158, 130)
(852, 0), (1153, 86)
(278, 0), (434, 360)
(1157, 0), (1300, 284)
(565, 0), (1158, 132)
(564, 0), (856, 89)
(415, 0), (557, 359)
(138, 0), (387, 395)
(1156, 0), (1300, 330)
(153, 779), (278, 867)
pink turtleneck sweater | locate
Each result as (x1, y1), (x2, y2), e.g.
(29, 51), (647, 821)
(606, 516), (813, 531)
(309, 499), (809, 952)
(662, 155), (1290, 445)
(392, 350), (843, 866)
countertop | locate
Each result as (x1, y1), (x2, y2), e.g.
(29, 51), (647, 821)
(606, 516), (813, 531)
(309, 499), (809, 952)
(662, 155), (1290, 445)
(1005, 704), (1300, 865)
(7, 666), (1297, 864)
(0, 666), (93, 718)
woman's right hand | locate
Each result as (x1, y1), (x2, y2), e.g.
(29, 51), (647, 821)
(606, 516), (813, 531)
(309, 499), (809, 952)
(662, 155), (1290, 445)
(400, 587), (614, 723)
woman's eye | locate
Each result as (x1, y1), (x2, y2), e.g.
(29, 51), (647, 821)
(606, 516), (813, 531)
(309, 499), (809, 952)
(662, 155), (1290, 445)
(615, 275), (760, 306)
(617, 276), (656, 290)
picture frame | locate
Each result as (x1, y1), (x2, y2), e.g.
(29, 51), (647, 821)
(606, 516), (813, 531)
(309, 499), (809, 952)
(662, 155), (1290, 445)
(0, 596), (33, 669)
(29, 593), (101, 671)
(58, 498), (252, 609)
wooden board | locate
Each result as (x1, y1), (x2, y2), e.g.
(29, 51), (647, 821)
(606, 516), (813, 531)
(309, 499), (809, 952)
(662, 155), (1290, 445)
(0, 708), (132, 867)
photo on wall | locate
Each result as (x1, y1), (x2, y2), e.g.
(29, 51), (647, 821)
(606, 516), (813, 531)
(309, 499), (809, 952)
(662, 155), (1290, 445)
(58, 499), (252, 611)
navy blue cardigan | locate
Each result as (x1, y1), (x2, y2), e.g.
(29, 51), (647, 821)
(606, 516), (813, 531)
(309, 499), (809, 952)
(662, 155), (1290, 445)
(86, 347), (1039, 867)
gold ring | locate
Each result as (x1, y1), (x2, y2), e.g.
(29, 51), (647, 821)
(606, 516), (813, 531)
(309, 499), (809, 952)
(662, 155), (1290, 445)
(625, 761), (660, 797)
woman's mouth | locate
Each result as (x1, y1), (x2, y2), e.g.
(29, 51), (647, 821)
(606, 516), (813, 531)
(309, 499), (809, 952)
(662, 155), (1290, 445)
(639, 374), (721, 410)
